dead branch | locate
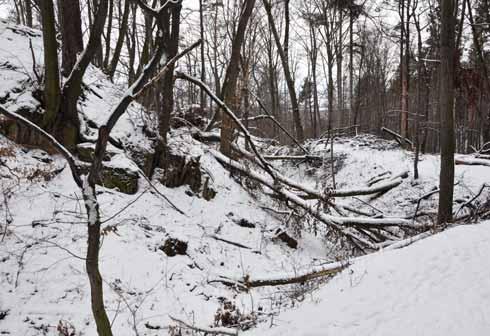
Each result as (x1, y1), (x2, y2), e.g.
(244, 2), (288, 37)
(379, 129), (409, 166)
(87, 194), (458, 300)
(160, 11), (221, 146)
(239, 260), (348, 288)
(250, 91), (309, 154)
(169, 315), (238, 336)
(133, 40), (201, 99)
(175, 71), (277, 181)
(381, 127), (413, 148)
(208, 234), (253, 250)
(455, 183), (490, 219)
(211, 149), (427, 253)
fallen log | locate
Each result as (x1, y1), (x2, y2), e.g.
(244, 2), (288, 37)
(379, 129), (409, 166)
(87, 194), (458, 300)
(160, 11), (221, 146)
(169, 315), (238, 336)
(212, 230), (434, 290)
(263, 155), (322, 161)
(301, 176), (406, 198)
(381, 127), (413, 148)
(211, 150), (426, 245)
(241, 260), (347, 288)
(383, 231), (433, 250)
(234, 145), (408, 200)
(455, 157), (490, 167)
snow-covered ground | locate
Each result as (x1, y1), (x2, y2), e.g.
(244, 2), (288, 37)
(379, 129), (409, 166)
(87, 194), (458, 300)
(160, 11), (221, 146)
(0, 20), (489, 336)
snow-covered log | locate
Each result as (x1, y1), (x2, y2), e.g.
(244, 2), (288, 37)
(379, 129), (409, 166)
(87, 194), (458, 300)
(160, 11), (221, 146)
(217, 260), (348, 289)
(455, 157), (490, 167)
(263, 155), (322, 161)
(303, 176), (406, 198)
(211, 150), (426, 249)
(169, 316), (238, 336)
(234, 145), (407, 199)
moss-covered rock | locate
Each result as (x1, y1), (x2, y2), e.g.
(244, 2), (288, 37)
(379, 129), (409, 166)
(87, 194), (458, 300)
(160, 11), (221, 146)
(101, 165), (139, 194)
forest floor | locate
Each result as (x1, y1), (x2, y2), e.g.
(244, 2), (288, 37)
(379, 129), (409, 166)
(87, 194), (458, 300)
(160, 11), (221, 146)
(0, 20), (489, 336)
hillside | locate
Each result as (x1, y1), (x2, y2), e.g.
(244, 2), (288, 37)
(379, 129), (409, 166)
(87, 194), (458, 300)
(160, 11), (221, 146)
(0, 21), (489, 336)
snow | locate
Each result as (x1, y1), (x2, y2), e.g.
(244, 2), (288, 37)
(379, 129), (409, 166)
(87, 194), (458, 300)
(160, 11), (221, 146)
(0, 19), (489, 336)
(247, 222), (490, 336)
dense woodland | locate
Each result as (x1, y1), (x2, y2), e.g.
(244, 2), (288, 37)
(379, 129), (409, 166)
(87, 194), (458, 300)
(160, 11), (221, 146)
(0, 0), (489, 335)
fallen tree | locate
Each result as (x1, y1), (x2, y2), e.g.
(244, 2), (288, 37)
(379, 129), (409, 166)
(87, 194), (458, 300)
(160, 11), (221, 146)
(216, 260), (348, 289)
(211, 229), (435, 290)
(211, 150), (427, 248)
(455, 157), (490, 167)
(382, 127), (413, 148)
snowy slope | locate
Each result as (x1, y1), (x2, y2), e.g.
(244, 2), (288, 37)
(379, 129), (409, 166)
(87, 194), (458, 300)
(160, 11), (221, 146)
(0, 20), (489, 336)
(248, 221), (490, 336)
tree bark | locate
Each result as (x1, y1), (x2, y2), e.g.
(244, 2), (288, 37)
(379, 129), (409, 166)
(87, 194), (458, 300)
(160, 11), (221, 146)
(58, 0), (84, 77)
(220, 0), (256, 156)
(108, 0), (130, 80)
(39, 0), (61, 128)
(158, 2), (182, 145)
(438, 0), (456, 224)
(58, 0), (108, 147)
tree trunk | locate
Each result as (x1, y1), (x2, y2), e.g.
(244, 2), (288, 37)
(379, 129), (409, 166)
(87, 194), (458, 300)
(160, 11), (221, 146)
(24, 0), (32, 27)
(199, 0), (206, 110)
(262, 0), (304, 142)
(58, 0), (108, 147)
(158, 2), (182, 145)
(58, 0), (83, 77)
(108, 0), (130, 81)
(220, 0), (256, 156)
(40, 0), (61, 128)
(103, 0), (114, 70)
(438, 0), (456, 224)
(83, 181), (113, 336)
(337, 11), (344, 126)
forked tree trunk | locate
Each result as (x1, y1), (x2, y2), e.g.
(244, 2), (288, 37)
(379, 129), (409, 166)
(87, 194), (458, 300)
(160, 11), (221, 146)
(58, 0), (108, 147)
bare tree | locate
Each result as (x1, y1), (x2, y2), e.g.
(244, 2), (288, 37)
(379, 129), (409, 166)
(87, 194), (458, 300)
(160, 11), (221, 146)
(438, 0), (456, 224)
(263, 0), (304, 142)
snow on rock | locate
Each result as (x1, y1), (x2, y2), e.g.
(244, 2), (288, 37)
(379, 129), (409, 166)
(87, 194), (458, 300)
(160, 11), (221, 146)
(248, 221), (490, 336)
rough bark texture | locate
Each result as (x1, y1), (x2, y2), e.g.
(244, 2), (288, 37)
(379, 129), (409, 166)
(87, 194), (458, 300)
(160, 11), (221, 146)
(219, 0), (256, 156)
(84, 185), (113, 336)
(158, 2), (182, 145)
(58, 0), (108, 147)
(39, 0), (61, 128)
(58, 0), (84, 77)
(438, 0), (456, 224)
